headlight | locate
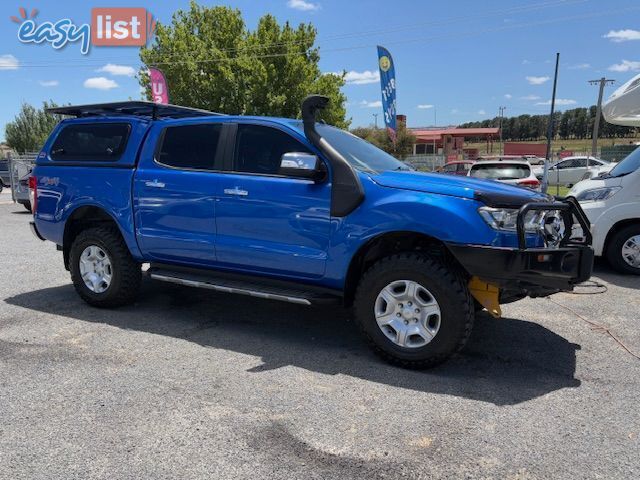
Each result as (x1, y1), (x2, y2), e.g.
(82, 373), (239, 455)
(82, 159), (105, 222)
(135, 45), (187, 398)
(479, 206), (566, 247)
(478, 207), (547, 232)
(575, 187), (620, 202)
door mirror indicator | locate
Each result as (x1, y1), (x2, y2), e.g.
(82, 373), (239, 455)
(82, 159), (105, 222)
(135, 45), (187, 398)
(279, 152), (326, 181)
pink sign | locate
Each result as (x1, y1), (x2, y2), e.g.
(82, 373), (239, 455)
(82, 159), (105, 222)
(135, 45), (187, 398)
(149, 67), (169, 104)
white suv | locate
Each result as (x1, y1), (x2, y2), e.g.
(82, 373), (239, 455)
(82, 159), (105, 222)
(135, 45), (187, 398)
(568, 148), (640, 274)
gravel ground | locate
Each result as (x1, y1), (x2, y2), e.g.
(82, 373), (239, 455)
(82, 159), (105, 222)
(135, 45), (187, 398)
(0, 193), (638, 479)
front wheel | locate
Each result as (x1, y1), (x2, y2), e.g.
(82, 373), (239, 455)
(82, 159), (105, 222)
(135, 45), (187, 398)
(354, 253), (474, 368)
(69, 226), (141, 307)
(606, 225), (640, 275)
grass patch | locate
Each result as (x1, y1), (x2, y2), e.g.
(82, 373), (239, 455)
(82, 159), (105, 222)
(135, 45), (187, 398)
(547, 185), (571, 197)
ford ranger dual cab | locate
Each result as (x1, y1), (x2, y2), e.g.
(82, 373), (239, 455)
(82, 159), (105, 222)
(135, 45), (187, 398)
(29, 97), (593, 368)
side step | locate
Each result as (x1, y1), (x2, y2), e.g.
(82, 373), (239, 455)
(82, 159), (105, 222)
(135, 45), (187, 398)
(147, 266), (341, 306)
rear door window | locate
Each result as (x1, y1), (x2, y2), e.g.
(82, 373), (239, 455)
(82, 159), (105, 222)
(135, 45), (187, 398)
(157, 124), (223, 170)
(470, 163), (531, 180)
(51, 123), (130, 161)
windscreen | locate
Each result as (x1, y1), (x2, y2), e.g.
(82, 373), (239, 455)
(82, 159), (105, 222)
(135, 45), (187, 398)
(609, 146), (640, 177)
(469, 163), (531, 180)
(314, 124), (411, 173)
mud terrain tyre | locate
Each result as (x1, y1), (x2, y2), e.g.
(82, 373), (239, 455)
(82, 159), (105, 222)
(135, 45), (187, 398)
(354, 253), (474, 368)
(69, 226), (141, 307)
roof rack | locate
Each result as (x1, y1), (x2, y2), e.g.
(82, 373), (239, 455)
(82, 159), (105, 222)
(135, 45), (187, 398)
(46, 101), (222, 120)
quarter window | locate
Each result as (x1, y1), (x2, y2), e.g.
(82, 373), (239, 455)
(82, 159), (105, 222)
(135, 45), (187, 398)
(234, 124), (311, 175)
(157, 124), (222, 170)
(51, 123), (130, 161)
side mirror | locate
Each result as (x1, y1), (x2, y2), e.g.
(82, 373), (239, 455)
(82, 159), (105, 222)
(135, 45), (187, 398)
(279, 152), (326, 181)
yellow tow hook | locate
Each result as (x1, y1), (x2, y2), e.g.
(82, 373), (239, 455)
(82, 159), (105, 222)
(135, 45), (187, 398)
(468, 276), (502, 318)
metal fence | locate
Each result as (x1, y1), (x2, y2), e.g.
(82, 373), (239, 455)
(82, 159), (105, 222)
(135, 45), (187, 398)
(403, 154), (446, 171)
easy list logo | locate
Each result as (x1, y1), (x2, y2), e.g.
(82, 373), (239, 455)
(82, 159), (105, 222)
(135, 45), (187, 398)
(11, 6), (156, 55)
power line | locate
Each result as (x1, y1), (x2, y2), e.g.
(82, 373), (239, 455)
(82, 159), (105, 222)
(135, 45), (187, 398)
(12, 5), (640, 69)
(13, 0), (584, 66)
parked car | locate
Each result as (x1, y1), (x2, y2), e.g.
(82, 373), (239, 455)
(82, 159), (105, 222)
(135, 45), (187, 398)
(522, 156), (546, 165)
(442, 160), (474, 175)
(468, 160), (540, 190)
(568, 147), (640, 274)
(533, 156), (610, 186)
(579, 162), (616, 182)
(0, 158), (10, 188)
(30, 98), (593, 368)
(8, 155), (35, 211)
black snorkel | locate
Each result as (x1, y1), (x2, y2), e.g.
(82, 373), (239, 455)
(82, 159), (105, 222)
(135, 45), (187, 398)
(301, 95), (364, 217)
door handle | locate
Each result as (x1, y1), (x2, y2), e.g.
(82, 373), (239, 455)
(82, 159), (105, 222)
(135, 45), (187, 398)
(224, 187), (248, 196)
(145, 179), (166, 188)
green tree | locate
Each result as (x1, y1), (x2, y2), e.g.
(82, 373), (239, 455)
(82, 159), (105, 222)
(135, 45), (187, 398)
(351, 124), (416, 159)
(5, 101), (64, 154)
(139, 2), (349, 127)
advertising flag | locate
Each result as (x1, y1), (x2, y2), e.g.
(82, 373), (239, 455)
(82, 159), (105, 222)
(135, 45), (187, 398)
(149, 67), (169, 104)
(377, 46), (397, 142)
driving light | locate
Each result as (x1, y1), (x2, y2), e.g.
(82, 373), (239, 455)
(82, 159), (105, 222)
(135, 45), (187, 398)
(575, 187), (621, 202)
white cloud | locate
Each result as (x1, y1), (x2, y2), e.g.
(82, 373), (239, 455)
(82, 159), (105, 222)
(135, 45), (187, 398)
(341, 70), (379, 85)
(451, 108), (459, 114)
(568, 63), (591, 70)
(39, 80), (59, 87)
(608, 60), (640, 72)
(97, 63), (136, 77)
(522, 59), (531, 65)
(603, 29), (640, 43)
(83, 77), (119, 90)
(417, 104), (434, 109)
(360, 100), (382, 108)
(535, 98), (577, 106)
(478, 109), (486, 115)
(526, 75), (550, 85)
(520, 94), (541, 101)
(504, 93), (512, 99)
(287, 0), (320, 11)
(0, 54), (19, 70)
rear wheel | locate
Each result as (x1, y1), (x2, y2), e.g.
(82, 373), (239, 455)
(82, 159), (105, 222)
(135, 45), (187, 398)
(606, 225), (640, 275)
(354, 253), (474, 368)
(69, 226), (141, 307)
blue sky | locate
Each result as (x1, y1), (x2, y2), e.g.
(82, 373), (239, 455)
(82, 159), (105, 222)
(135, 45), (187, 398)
(1, 0), (640, 139)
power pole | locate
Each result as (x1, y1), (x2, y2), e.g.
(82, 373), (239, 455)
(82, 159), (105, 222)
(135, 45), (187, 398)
(498, 106), (506, 154)
(373, 113), (379, 129)
(542, 52), (560, 194)
(588, 77), (615, 157)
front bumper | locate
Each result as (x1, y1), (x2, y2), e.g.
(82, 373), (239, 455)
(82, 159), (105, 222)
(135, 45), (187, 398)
(448, 197), (594, 296)
(447, 244), (593, 294)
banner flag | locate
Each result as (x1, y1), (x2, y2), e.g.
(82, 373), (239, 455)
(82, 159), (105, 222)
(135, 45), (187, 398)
(377, 45), (397, 142)
(149, 67), (169, 104)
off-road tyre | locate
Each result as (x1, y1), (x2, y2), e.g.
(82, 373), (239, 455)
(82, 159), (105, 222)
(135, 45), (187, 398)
(354, 253), (474, 369)
(69, 226), (141, 307)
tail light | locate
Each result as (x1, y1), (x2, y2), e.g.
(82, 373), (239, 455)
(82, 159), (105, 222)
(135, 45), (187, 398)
(517, 179), (541, 189)
(28, 175), (37, 213)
